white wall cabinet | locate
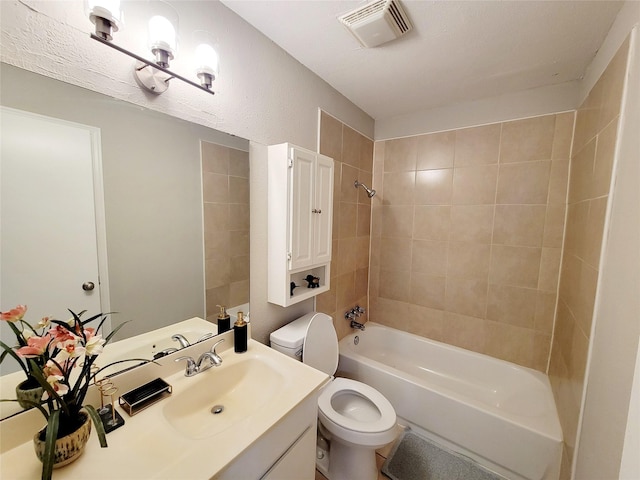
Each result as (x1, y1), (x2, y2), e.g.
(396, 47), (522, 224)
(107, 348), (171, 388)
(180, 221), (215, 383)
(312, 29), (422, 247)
(268, 143), (334, 307)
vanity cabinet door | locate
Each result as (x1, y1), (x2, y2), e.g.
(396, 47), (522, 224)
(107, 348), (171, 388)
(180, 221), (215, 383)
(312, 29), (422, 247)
(261, 425), (315, 480)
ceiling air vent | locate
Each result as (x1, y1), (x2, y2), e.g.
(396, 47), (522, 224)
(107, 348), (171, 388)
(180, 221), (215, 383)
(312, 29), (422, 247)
(338, 0), (413, 48)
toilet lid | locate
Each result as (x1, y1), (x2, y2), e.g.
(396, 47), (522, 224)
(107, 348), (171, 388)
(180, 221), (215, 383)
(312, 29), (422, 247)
(302, 313), (339, 376)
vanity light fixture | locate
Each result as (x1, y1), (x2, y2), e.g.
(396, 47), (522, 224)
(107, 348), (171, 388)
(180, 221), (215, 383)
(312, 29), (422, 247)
(86, 0), (122, 41)
(194, 43), (219, 90)
(85, 0), (216, 95)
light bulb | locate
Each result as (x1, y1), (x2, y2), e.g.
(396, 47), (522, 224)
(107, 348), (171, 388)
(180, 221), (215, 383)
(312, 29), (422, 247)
(148, 15), (176, 67)
(86, 0), (122, 40)
(195, 44), (219, 79)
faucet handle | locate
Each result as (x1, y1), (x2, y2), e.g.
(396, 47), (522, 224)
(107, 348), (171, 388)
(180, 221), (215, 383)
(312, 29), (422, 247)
(197, 332), (216, 342)
(210, 338), (225, 354)
(175, 356), (198, 376)
(209, 339), (225, 364)
(355, 305), (365, 315)
(345, 311), (356, 320)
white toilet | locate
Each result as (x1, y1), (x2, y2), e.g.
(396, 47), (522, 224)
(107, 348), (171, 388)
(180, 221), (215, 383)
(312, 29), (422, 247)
(270, 312), (397, 480)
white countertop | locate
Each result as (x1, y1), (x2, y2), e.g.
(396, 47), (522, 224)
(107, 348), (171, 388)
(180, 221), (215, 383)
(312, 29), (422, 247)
(0, 336), (328, 479)
(0, 318), (216, 420)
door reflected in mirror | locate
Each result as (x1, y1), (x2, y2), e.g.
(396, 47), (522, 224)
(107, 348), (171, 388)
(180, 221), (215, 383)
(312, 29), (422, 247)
(0, 63), (250, 411)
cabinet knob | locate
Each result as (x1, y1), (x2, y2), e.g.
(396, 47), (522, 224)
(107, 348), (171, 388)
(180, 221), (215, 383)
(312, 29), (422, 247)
(312, 209), (322, 214)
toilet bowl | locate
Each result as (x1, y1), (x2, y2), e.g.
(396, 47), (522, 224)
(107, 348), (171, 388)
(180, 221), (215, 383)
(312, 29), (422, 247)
(270, 312), (396, 480)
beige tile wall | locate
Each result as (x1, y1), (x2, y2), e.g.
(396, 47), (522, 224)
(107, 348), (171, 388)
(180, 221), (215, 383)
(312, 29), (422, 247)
(317, 111), (374, 339)
(369, 112), (574, 372)
(201, 141), (250, 321)
(548, 37), (629, 480)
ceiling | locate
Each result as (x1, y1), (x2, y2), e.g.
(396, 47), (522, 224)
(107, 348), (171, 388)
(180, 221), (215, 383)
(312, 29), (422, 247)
(220, 0), (624, 121)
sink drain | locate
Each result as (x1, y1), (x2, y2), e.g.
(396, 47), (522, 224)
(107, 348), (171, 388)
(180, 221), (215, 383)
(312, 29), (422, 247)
(211, 405), (224, 415)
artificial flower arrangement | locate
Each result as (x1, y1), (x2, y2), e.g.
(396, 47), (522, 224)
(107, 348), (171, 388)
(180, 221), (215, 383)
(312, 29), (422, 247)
(0, 304), (137, 480)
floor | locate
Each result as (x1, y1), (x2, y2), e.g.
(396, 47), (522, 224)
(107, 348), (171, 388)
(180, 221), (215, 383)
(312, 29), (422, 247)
(314, 425), (404, 480)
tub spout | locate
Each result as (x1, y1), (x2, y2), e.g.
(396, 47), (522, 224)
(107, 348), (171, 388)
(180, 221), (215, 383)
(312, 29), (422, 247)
(350, 320), (365, 331)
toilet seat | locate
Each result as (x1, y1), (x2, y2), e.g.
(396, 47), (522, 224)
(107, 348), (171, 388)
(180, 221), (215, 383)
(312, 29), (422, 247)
(318, 377), (396, 435)
(301, 313), (396, 445)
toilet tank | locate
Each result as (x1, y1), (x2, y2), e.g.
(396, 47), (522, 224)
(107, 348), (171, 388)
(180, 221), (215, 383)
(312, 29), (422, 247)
(269, 312), (317, 361)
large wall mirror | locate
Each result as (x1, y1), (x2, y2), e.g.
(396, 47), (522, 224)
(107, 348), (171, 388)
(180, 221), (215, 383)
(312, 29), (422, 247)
(0, 64), (249, 386)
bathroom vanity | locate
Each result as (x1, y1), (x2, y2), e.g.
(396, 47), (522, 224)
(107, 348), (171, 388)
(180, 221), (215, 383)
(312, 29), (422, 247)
(0, 330), (328, 479)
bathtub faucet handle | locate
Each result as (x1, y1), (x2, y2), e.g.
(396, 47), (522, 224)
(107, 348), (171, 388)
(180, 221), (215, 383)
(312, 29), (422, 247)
(345, 311), (357, 320)
(354, 306), (365, 317)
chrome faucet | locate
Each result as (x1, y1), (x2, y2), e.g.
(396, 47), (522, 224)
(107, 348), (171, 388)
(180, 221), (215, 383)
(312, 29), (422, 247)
(345, 306), (366, 330)
(350, 320), (365, 331)
(153, 347), (179, 359)
(171, 334), (190, 349)
(175, 339), (225, 377)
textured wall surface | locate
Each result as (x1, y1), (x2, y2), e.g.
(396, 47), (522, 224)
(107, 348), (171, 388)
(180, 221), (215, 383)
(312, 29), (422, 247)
(0, 0), (373, 150)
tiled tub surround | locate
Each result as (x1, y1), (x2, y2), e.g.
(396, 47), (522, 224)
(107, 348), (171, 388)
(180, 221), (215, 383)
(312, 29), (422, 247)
(201, 141), (250, 321)
(548, 37), (630, 479)
(370, 112), (573, 372)
(317, 111), (375, 340)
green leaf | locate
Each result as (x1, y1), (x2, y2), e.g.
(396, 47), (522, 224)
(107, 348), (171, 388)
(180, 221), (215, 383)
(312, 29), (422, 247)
(0, 398), (49, 419)
(28, 360), (70, 417)
(0, 339), (29, 377)
(7, 321), (28, 346)
(84, 404), (108, 448)
(42, 409), (60, 480)
(94, 312), (114, 333)
(103, 320), (130, 346)
(92, 358), (152, 379)
(81, 311), (107, 328)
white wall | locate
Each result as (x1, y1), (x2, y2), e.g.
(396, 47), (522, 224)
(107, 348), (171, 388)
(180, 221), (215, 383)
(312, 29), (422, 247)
(573, 2), (640, 478)
(0, 0), (375, 342)
(0, 0), (373, 149)
(374, 81), (580, 140)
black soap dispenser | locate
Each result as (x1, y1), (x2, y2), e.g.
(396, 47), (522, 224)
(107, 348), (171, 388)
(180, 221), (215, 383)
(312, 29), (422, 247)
(216, 305), (231, 334)
(233, 311), (247, 353)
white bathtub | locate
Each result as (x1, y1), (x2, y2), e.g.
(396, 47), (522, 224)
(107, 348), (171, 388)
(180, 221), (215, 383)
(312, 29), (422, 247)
(338, 322), (562, 480)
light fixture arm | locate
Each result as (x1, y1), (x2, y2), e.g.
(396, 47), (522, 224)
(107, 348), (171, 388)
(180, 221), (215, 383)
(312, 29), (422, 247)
(90, 33), (215, 95)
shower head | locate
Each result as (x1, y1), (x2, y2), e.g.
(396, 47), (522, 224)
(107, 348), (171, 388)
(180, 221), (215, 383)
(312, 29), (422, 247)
(354, 180), (376, 198)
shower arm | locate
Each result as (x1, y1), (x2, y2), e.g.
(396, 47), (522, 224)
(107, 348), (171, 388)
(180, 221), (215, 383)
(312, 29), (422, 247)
(354, 180), (376, 198)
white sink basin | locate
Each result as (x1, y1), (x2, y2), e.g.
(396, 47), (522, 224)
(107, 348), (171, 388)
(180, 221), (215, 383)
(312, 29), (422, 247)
(162, 355), (285, 438)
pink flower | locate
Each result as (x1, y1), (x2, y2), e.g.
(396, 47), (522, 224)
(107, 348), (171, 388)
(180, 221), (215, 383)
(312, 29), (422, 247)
(16, 335), (51, 358)
(1, 305), (27, 322)
(43, 360), (63, 378)
(50, 325), (75, 344)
